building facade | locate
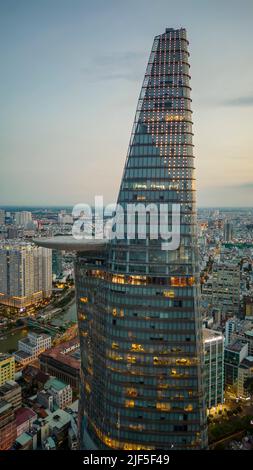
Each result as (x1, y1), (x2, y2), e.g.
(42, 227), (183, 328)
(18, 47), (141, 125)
(0, 400), (17, 450)
(0, 354), (15, 386)
(14, 211), (32, 227)
(76, 28), (207, 450)
(0, 242), (52, 308)
(203, 329), (224, 408)
(0, 380), (22, 411)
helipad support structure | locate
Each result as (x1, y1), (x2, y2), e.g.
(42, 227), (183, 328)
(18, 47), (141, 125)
(33, 237), (108, 253)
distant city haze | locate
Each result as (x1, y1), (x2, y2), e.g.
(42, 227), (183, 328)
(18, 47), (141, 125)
(0, 0), (253, 207)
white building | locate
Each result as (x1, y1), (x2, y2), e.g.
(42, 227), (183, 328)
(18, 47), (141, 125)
(225, 318), (237, 346)
(0, 242), (52, 308)
(44, 378), (72, 410)
(18, 332), (51, 359)
(14, 211), (32, 227)
(212, 263), (240, 317)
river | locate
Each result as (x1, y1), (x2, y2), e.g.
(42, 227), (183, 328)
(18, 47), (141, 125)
(0, 302), (77, 354)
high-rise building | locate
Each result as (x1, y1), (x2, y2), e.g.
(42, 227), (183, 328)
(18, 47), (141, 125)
(203, 329), (224, 409)
(0, 242), (52, 308)
(14, 211), (32, 227)
(14, 332), (52, 365)
(212, 263), (240, 318)
(35, 27), (208, 450)
(223, 222), (233, 242)
(0, 209), (5, 226)
(76, 27), (207, 450)
(7, 226), (19, 240)
(43, 377), (73, 410)
(0, 380), (22, 411)
(0, 354), (15, 386)
(237, 356), (253, 399)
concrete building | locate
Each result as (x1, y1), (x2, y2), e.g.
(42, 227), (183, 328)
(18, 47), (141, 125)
(237, 356), (253, 399)
(0, 353), (15, 386)
(15, 332), (51, 365)
(13, 430), (37, 450)
(0, 400), (17, 450)
(203, 329), (224, 408)
(36, 409), (72, 449)
(225, 318), (237, 346)
(0, 242), (52, 309)
(0, 380), (22, 411)
(212, 263), (240, 318)
(7, 226), (18, 239)
(40, 338), (80, 390)
(44, 378), (72, 410)
(14, 211), (32, 227)
(224, 340), (248, 388)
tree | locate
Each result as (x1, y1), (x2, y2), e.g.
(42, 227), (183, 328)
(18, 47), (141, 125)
(244, 377), (253, 399)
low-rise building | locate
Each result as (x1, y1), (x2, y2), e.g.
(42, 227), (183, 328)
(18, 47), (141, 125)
(44, 378), (72, 410)
(0, 380), (22, 410)
(224, 340), (248, 388)
(15, 407), (37, 437)
(14, 332), (51, 366)
(0, 353), (15, 385)
(237, 356), (253, 399)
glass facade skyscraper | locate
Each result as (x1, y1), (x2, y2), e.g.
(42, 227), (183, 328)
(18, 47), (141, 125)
(76, 28), (208, 450)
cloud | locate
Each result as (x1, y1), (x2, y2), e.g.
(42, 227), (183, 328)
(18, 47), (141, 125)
(81, 51), (145, 82)
(222, 96), (253, 107)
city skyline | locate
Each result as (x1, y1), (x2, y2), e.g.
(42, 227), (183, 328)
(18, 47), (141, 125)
(0, 0), (253, 207)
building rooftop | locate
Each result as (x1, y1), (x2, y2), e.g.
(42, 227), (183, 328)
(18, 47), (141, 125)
(44, 377), (67, 392)
(15, 407), (37, 427)
(226, 339), (248, 353)
(15, 432), (32, 446)
(203, 328), (224, 343)
(14, 350), (32, 360)
(245, 330), (253, 337)
(40, 337), (80, 371)
(44, 436), (56, 449)
(0, 380), (20, 394)
(45, 409), (71, 430)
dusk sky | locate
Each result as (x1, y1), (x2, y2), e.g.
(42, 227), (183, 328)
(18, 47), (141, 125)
(0, 0), (253, 207)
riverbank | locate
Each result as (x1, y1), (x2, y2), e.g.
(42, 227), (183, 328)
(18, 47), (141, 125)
(0, 302), (77, 353)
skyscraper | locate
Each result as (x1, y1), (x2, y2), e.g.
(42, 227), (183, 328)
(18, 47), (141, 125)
(76, 27), (207, 450)
(35, 27), (208, 450)
(223, 221), (233, 242)
(0, 242), (52, 309)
